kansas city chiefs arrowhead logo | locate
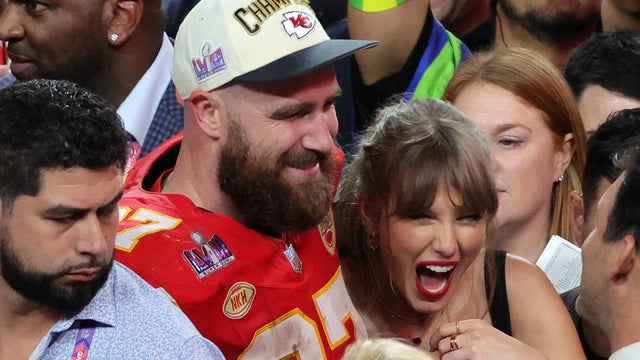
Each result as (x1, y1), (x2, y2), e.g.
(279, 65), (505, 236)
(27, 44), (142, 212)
(281, 11), (316, 39)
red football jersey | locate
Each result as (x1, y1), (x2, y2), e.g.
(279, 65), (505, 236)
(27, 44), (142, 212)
(115, 134), (366, 359)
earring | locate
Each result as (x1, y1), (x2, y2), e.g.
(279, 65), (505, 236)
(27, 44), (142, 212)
(557, 175), (564, 183)
(368, 233), (379, 250)
(109, 33), (119, 42)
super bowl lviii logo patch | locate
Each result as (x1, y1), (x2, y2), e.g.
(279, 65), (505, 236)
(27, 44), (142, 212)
(191, 41), (227, 83)
(281, 11), (316, 39)
(183, 231), (235, 280)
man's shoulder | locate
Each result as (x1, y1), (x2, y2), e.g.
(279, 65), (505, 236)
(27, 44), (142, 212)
(109, 262), (192, 323)
(74, 263), (224, 358)
(107, 263), (220, 345)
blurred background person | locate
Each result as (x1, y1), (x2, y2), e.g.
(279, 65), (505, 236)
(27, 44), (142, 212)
(575, 141), (640, 360)
(491, 0), (601, 68)
(432, 0), (492, 51)
(564, 29), (640, 136)
(0, 0), (182, 157)
(601, 0), (640, 31)
(346, 0), (471, 152)
(563, 108), (640, 360)
(444, 47), (586, 264)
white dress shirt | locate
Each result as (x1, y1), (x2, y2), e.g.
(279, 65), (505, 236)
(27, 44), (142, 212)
(118, 33), (173, 146)
(610, 342), (640, 360)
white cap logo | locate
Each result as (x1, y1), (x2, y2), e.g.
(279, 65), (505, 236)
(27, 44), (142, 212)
(281, 11), (316, 39)
(191, 41), (227, 83)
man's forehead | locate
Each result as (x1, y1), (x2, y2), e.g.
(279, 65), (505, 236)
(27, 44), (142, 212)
(33, 166), (122, 198)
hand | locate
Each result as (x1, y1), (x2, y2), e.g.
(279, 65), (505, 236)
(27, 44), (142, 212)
(428, 319), (547, 359)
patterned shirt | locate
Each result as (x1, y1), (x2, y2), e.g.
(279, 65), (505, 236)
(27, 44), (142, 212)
(30, 262), (225, 360)
(0, 73), (15, 90)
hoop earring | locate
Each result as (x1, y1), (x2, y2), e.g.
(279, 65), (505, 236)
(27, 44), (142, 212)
(368, 233), (380, 250)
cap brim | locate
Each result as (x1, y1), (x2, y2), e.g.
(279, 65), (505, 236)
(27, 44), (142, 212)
(236, 39), (378, 83)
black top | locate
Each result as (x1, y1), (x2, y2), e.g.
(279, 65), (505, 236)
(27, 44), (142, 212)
(485, 249), (512, 335)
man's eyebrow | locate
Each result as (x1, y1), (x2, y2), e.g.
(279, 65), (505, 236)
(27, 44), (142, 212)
(99, 190), (124, 211)
(41, 190), (124, 217)
(269, 88), (344, 120)
(326, 88), (343, 106)
(269, 101), (315, 120)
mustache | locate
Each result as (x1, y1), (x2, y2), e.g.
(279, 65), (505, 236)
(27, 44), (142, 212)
(278, 149), (332, 170)
(56, 256), (111, 276)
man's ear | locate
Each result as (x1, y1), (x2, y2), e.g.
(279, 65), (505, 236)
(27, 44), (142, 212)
(610, 234), (637, 284)
(570, 190), (585, 246)
(106, 0), (143, 46)
(188, 90), (226, 140)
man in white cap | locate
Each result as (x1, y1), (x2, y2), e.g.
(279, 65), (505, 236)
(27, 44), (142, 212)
(114, 0), (376, 358)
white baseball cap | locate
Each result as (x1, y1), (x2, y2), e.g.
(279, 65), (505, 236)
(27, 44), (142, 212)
(171, 0), (378, 99)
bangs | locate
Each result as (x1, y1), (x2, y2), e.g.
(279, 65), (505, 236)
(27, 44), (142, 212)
(390, 137), (497, 218)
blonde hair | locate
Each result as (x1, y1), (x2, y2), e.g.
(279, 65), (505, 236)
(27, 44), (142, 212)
(443, 47), (586, 245)
(342, 338), (435, 360)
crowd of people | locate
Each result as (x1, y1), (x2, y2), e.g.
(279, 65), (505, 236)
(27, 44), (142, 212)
(1, 0), (640, 359)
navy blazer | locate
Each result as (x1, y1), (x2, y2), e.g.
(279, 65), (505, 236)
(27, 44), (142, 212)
(141, 81), (184, 156)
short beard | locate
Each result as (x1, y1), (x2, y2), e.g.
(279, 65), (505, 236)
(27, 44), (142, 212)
(499, 0), (599, 44)
(1, 232), (112, 316)
(219, 119), (336, 235)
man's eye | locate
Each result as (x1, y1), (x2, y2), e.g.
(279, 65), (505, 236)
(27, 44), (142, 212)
(51, 216), (75, 224)
(25, 1), (45, 12)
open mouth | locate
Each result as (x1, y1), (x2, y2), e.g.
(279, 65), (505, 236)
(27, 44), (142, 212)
(285, 162), (320, 179)
(415, 263), (455, 300)
(288, 162), (319, 171)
